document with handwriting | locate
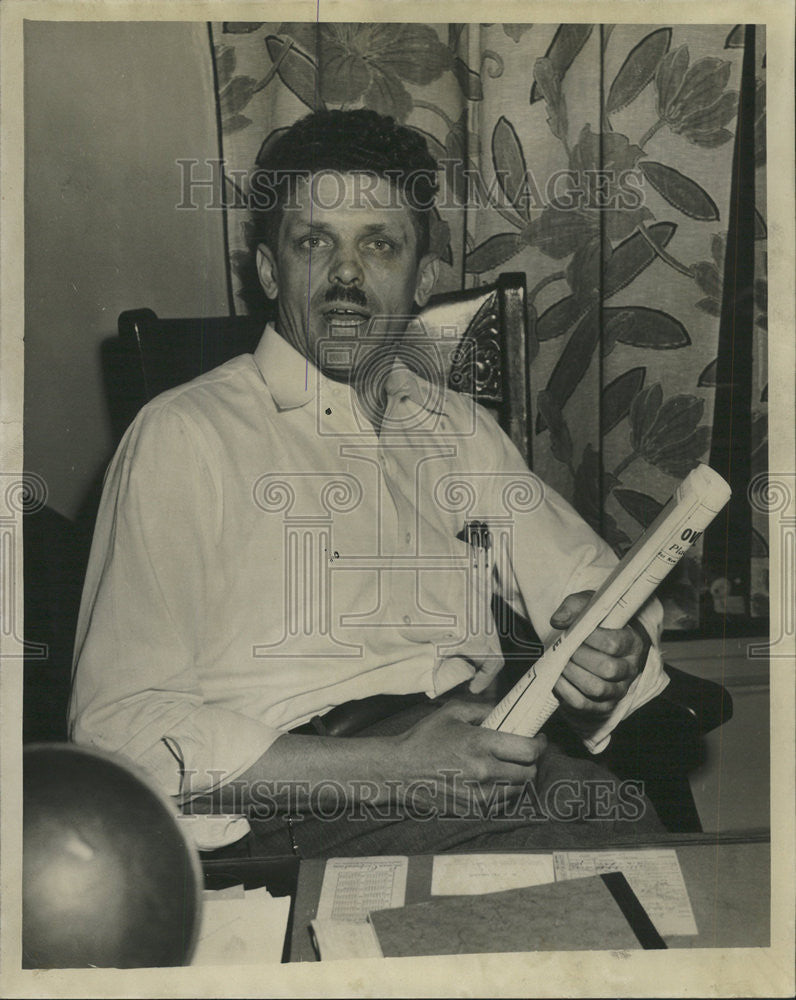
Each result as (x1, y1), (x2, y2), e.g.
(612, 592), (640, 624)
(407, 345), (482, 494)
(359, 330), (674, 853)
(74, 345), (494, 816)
(431, 853), (556, 896)
(553, 849), (698, 936)
(430, 849), (697, 938)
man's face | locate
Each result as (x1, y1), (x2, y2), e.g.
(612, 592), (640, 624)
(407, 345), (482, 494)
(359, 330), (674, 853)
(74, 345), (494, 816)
(257, 172), (438, 382)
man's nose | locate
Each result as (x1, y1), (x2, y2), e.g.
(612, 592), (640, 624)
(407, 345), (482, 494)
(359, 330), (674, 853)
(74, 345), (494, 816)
(328, 249), (364, 286)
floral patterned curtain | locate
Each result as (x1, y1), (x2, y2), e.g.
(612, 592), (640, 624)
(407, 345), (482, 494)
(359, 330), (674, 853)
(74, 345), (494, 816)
(208, 21), (767, 631)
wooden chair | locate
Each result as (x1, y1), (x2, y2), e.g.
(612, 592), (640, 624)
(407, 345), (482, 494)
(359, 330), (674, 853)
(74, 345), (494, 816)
(116, 273), (732, 833)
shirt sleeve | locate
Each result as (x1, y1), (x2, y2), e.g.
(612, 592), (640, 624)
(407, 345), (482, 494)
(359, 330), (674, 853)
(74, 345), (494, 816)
(68, 400), (281, 802)
(473, 407), (669, 749)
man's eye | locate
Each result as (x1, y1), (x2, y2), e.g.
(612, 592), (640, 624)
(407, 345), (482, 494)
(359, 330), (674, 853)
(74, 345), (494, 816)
(366, 238), (394, 252)
(298, 236), (330, 250)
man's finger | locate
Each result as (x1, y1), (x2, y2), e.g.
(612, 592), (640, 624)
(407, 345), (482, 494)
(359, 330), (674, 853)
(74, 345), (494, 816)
(486, 731), (547, 766)
(486, 762), (539, 786)
(550, 590), (594, 630)
(468, 655), (504, 694)
(567, 643), (637, 685)
(554, 674), (618, 716)
(557, 659), (632, 705)
(438, 699), (491, 724)
(580, 623), (639, 658)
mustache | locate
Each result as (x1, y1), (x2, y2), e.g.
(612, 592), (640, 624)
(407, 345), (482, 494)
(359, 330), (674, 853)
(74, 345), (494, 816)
(324, 285), (368, 309)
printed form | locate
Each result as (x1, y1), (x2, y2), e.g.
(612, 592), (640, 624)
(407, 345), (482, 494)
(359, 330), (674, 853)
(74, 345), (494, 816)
(316, 856), (408, 923)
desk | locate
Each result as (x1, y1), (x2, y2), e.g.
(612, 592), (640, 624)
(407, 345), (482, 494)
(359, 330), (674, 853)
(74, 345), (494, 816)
(662, 838), (770, 948)
(199, 833), (769, 962)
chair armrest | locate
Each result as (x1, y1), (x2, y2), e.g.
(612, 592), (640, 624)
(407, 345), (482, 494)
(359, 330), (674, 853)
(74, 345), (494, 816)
(596, 662), (733, 784)
(594, 664), (733, 833)
(659, 663), (733, 735)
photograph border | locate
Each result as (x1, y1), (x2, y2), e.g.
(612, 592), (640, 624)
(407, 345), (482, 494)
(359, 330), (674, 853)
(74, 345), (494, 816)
(1, 1), (793, 996)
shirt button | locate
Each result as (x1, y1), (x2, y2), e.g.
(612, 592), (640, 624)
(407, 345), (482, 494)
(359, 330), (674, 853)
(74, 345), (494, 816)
(403, 614), (411, 625)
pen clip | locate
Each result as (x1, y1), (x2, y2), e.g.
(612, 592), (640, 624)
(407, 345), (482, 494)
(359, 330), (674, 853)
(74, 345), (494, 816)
(457, 520), (491, 563)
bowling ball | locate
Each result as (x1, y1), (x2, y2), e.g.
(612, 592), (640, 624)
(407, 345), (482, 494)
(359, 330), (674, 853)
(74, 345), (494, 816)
(23, 744), (202, 968)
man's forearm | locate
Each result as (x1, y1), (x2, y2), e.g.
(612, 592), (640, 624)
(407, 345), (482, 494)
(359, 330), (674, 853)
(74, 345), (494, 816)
(183, 731), (406, 814)
(182, 700), (548, 818)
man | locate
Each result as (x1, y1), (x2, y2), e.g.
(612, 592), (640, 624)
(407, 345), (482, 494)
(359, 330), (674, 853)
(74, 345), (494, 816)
(70, 110), (667, 855)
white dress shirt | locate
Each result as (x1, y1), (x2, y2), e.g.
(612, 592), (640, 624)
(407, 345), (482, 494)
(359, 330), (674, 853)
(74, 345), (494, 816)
(69, 324), (667, 815)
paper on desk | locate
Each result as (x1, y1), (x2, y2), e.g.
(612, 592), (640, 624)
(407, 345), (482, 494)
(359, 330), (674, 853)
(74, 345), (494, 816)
(316, 856), (408, 923)
(309, 918), (384, 961)
(202, 883), (245, 901)
(553, 849), (698, 937)
(431, 853), (555, 896)
(191, 886), (291, 965)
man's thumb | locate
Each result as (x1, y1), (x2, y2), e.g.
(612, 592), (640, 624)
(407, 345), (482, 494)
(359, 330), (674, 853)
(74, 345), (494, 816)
(550, 590), (593, 629)
(441, 699), (491, 724)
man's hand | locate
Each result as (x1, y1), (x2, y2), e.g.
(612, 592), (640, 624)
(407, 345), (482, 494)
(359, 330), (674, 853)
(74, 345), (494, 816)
(195, 699), (545, 816)
(550, 591), (649, 720)
(394, 699), (547, 810)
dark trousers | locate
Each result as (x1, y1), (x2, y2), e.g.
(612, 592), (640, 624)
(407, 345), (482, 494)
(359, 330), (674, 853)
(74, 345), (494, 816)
(204, 702), (665, 861)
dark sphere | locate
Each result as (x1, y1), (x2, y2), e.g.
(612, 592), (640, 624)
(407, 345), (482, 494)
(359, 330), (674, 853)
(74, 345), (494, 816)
(23, 744), (202, 968)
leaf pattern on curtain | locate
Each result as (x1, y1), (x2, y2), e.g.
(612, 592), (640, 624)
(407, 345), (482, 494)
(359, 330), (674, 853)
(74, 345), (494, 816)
(209, 21), (763, 629)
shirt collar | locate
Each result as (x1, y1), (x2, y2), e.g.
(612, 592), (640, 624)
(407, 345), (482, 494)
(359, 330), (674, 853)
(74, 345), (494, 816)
(253, 323), (321, 411)
(253, 322), (449, 417)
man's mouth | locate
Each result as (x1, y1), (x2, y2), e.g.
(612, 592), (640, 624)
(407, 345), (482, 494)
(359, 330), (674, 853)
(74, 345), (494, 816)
(322, 305), (370, 326)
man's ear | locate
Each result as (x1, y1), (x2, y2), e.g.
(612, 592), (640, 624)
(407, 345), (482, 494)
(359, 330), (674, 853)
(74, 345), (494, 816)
(413, 253), (439, 308)
(256, 244), (280, 300)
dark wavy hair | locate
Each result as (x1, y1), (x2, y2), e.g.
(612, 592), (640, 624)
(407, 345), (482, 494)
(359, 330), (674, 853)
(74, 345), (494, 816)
(248, 109), (439, 261)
